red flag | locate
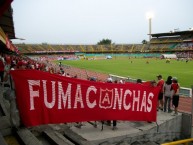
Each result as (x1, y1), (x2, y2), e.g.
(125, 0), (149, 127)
(10, 70), (160, 127)
(5, 34), (11, 50)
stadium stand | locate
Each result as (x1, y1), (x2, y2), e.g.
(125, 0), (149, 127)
(14, 29), (193, 56)
(149, 30), (193, 53)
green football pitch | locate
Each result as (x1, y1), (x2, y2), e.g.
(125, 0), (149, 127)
(57, 57), (193, 88)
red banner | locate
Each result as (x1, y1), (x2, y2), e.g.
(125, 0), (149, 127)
(5, 34), (20, 53)
(10, 70), (160, 127)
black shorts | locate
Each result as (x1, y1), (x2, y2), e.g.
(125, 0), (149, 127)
(172, 95), (179, 107)
(158, 92), (163, 100)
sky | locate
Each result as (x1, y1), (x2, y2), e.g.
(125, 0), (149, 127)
(12, 0), (193, 44)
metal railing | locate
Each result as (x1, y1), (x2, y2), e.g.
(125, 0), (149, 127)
(109, 74), (192, 97)
(180, 87), (192, 97)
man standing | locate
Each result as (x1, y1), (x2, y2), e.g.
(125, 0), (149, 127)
(171, 77), (180, 116)
(157, 75), (164, 111)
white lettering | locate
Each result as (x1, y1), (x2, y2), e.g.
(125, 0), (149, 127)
(74, 84), (84, 108)
(102, 92), (110, 104)
(140, 91), (147, 112)
(28, 80), (40, 110)
(113, 88), (123, 110)
(147, 92), (154, 112)
(28, 79), (155, 115)
(86, 86), (97, 108)
(42, 80), (56, 109)
(123, 89), (131, 110)
(58, 82), (72, 109)
(132, 90), (140, 111)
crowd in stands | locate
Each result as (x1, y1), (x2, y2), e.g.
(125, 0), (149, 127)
(175, 51), (193, 58)
(14, 42), (193, 55)
(150, 37), (183, 44)
(0, 52), (64, 85)
(14, 30), (193, 54)
(29, 54), (78, 61)
(175, 42), (193, 50)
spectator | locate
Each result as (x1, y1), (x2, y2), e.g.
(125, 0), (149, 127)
(163, 76), (173, 113)
(156, 75), (164, 111)
(105, 77), (117, 130)
(66, 73), (71, 77)
(119, 79), (123, 84)
(17, 61), (26, 70)
(150, 80), (157, 87)
(171, 77), (180, 116)
(59, 61), (62, 67)
(112, 80), (118, 130)
(136, 79), (142, 84)
(107, 76), (113, 83)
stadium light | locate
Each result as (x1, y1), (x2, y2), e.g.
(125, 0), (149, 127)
(146, 12), (154, 42)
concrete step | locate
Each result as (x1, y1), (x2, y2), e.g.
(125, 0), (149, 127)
(63, 126), (95, 145)
(0, 116), (11, 132)
(0, 132), (8, 145)
(17, 128), (42, 145)
(0, 101), (9, 117)
(43, 130), (74, 145)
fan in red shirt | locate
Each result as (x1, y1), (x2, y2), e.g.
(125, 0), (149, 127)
(171, 77), (180, 116)
(156, 75), (164, 111)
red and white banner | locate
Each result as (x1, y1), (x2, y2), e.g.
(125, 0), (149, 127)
(10, 70), (160, 127)
(5, 34), (20, 54)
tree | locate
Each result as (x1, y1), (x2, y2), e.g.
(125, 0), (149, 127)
(97, 39), (112, 45)
(142, 39), (148, 44)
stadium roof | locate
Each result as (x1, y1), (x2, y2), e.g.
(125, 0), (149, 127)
(150, 30), (193, 38)
(0, 0), (15, 39)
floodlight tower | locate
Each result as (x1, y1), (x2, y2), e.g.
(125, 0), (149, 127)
(146, 12), (154, 42)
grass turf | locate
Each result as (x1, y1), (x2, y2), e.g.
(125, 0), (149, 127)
(56, 57), (193, 88)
